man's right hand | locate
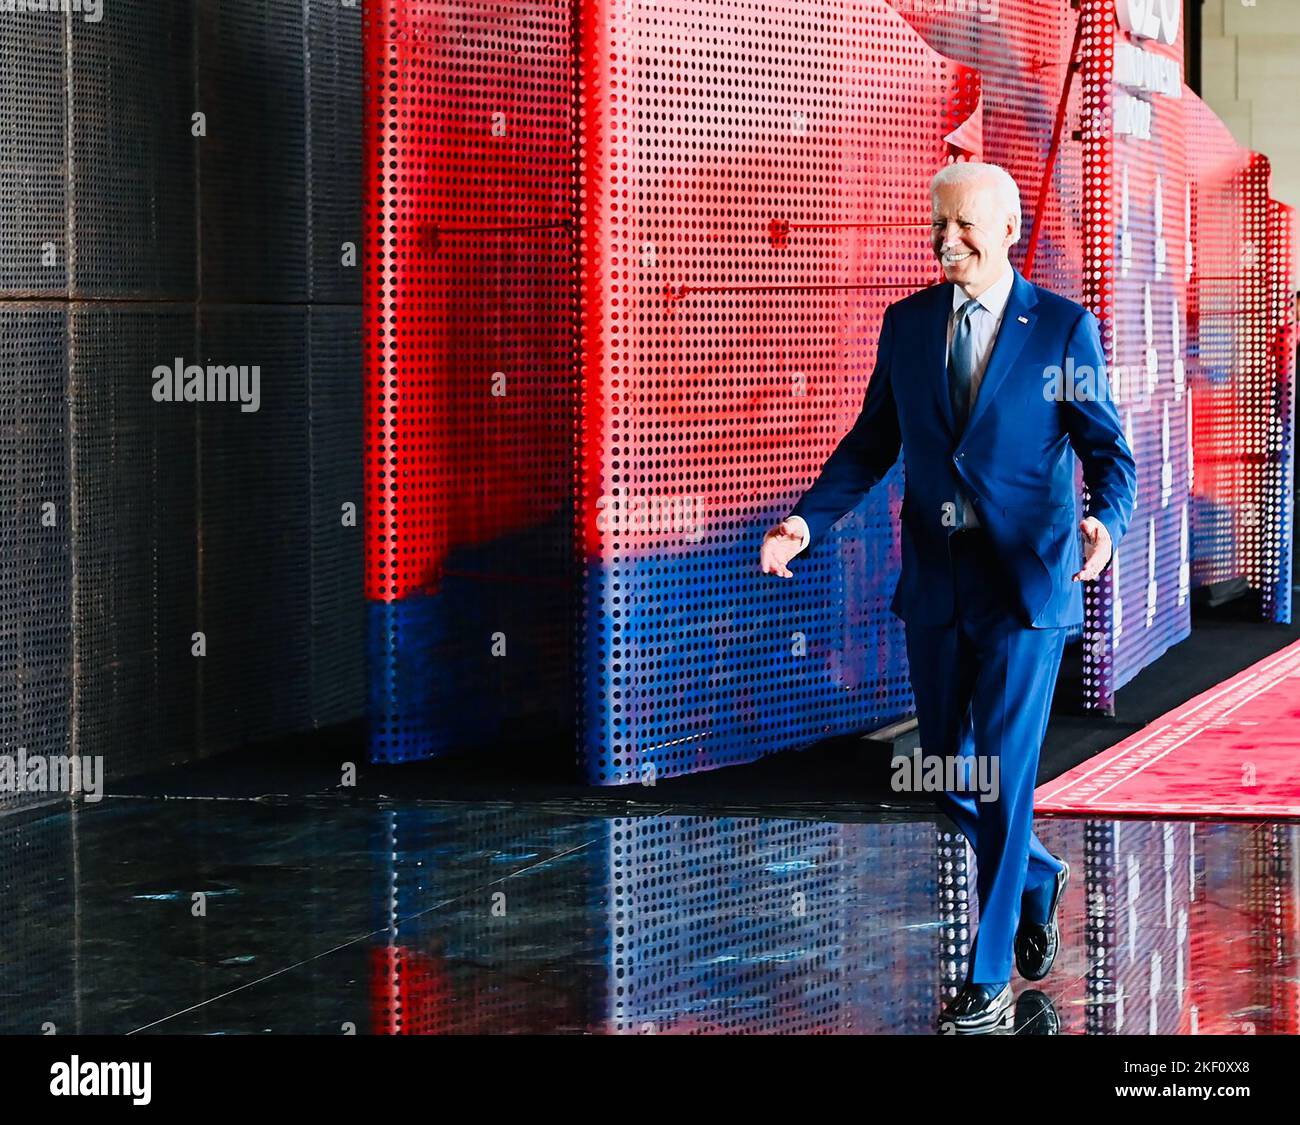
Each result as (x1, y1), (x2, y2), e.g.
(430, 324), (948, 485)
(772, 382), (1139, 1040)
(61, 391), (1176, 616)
(760, 519), (806, 579)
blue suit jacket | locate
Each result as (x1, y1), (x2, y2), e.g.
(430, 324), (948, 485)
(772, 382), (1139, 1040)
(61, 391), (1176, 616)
(788, 265), (1138, 628)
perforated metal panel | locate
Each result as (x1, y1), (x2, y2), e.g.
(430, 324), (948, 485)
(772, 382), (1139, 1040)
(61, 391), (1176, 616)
(197, 308), (313, 751)
(364, 0), (576, 763)
(194, 1), (365, 741)
(198, 0), (309, 302)
(1184, 93), (1294, 624)
(361, 1), (991, 772)
(0, 0), (363, 798)
(308, 0), (363, 303)
(0, 14), (66, 296)
(1073, 1), (1192, 710)
(310, 308), (365, 726)
(573, 3), (986, 784)
(0, 307), (72, 811)
(1265, 199), (1296, 622)
(177, 303), (359, 754)
(365, 0), (1296, 774)
(67, 2), (197, 298)
(69, 307), (199, 776)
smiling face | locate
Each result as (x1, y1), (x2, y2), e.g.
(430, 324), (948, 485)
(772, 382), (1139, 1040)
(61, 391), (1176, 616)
(930, 175), (1018, 297)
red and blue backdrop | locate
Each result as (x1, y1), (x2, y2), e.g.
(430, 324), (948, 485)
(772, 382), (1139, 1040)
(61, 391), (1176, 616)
(363, 0), (1295, 776)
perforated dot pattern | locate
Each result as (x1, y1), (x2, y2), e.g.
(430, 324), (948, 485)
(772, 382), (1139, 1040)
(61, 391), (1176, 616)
(364, 0), (1296, 772)
(0, 307), (72, 812)
(68, 307), (198, 779)
(364, 0), (577, 762)
(0, 16), (66, 297)
(1077, 1), (1194, 711)
(1182, 95), (1294, 626)
(68, 3), (197, 298)
(572, 2), (991, 783)
(0, 2), (366, 801)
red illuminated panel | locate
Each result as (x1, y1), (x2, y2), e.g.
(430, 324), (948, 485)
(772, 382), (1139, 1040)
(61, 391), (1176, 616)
(573, 1), (984, 782)
(1184, 91), (1293, 621)
(363, 0), (575, 604)
(362, 0), (1294, 771)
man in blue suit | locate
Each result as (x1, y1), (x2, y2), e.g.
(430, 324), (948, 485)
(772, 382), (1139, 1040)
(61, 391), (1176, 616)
(760, 162), (1137, 1033)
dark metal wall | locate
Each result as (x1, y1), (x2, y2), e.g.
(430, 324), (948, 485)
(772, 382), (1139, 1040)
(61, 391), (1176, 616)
(0, 1), (364, 812)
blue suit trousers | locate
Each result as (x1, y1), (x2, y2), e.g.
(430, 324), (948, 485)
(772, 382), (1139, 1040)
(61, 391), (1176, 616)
(905, 527), (1067, 985)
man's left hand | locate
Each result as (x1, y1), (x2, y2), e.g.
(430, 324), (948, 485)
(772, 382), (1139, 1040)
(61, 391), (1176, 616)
(1072, 516), (1112, 582)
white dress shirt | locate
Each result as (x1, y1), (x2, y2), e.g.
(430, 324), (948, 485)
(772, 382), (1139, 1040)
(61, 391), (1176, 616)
(785, 261), (1015, 553)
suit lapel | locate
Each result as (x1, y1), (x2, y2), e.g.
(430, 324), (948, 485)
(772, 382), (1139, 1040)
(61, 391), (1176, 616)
(921, 280), (957, 434)
(961, 265), (1039, 439)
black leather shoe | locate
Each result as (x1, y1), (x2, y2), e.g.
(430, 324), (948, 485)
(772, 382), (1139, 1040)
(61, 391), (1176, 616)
(1015, 859), (1069, 981)
(936, 982), (1014, 1035)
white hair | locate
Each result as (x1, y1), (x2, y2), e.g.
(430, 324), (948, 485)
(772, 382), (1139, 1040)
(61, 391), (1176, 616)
(930, 161), (1022, 244)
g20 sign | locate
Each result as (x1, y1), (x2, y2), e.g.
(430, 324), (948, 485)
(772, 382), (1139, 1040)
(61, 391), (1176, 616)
(1116, 0), (1181, 45)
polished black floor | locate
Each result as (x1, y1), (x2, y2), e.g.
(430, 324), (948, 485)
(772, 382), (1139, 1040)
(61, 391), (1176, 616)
(3, 601), (1296, 1035)
(1, 796), (1294, 1034)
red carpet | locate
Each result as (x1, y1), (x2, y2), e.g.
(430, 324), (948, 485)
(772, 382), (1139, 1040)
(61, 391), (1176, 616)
(1037, 640), (1300, 818)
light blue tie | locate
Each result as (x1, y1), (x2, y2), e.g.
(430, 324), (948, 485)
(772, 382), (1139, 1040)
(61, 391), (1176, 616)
(948, 297), (983, 531)
(949, 297), (982, 433)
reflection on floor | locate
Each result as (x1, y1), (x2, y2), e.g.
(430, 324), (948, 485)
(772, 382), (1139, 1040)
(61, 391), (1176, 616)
(0, 800), (1294, 1034)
